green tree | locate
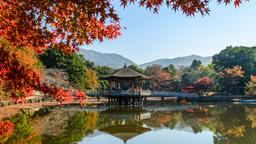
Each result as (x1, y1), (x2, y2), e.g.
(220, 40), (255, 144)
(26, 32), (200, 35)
(84, 61), (96, 70)
(40, 48), (87, 90)
(42, 112), (98, 144)
(212, 46), (256, 81)
(95, 66), (113, 77)
(95, 66), (113, 91)
(199, 64), (219, 91)
(190, 59), (202, 69)
(164, 64), (177, 76)
(218, 66), (245, 95)
(6, 113), (40, 144)
(128, 64), (145, 74)
(180, 63), (218, 92)
(180, 67), (201, 88)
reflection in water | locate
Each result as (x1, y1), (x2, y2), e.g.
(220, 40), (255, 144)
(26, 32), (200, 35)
(1, 103), (256, 144)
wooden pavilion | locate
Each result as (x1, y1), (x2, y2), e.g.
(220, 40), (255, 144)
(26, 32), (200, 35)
(101, 64), (151, 105)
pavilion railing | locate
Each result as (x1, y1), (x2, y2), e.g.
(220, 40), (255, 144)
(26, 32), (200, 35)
(86, 90), (199, 97)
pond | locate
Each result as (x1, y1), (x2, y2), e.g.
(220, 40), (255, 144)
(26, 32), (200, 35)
(1, 102), (256, 144)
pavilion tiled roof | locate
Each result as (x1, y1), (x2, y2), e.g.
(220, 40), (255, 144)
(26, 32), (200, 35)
(101, 67), (151, 80)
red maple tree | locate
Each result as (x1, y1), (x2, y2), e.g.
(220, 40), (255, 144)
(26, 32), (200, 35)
(0, 0), (245, 53)
(193, 76), (213, 95)
(182, 76), (213, 95)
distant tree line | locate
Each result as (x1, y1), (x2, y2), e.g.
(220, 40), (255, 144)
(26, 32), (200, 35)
(3, 45), (256, 99)
(124, 46), (256, 96)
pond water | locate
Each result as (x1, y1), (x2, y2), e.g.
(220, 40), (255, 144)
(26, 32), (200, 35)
(2, 102), (256, 144)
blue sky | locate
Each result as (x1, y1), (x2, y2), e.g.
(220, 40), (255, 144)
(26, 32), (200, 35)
(82, 1), (256, 64)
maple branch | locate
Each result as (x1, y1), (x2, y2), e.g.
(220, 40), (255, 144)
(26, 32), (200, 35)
(0, 16), (14, 28)
(49, 0), (65, 11)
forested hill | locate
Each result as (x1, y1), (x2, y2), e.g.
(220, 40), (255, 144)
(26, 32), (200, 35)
(79, 49), (135, 69)
(139, 55), (212, 68)
(80, 49), (211, 69)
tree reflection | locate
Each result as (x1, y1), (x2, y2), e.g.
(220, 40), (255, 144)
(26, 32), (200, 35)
(2, 104), (256, 144)
(3, 113), (40, 144)
(155, 104), (256, 144)
(42, 111), (98, 144)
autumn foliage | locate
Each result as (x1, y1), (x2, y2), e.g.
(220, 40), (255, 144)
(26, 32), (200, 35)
(0, 0), (121, 53)
(0, 0), (245, 53)
(193, 76), (213, 94)
(0, 120), (14, 139)
(245, 75), (256, 96)
(220, 66), (244, 78)
(40, 85), (86, 104)
(84, 69), (99, 92)
(182, 76), (213, 95)
(0, 38), (41, 101)
(121, 0), (244, 14)
(0, 39), (86, 104)
(219, 66), (244, 94)
(145, 65), (172, 90)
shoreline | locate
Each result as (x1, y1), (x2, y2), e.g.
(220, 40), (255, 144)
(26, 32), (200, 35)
(0, 98), (105, 119)
(1, 96), (256, 119)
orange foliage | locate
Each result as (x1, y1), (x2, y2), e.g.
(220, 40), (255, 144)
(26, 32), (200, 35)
(225, 125), (246, 137)
(194, 77), (213, 86)
(146, 65), (172, 90)
(0, 120), (14, 139)
(245, 75), (256, 96)
(220, 66), (244, 78)
(219, 66), (244, 94)
(193, 76), (213, 93)
(85, 69), (99, 91)
(0, 38), (41, 102)
(182, 77), (213, 94)
(0, 38), (86, 104)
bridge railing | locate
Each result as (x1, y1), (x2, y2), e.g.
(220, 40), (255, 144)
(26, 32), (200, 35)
(148, 91), (198, 97)
(86, 90), (141, 96)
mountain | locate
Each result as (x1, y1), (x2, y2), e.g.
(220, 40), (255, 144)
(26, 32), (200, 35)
(79, 49), (212, 69)
(139, 55), (212, 69)
(79, 49), (135, 69)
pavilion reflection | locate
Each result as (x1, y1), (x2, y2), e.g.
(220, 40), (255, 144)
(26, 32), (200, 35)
(97, 106), (151, 143)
